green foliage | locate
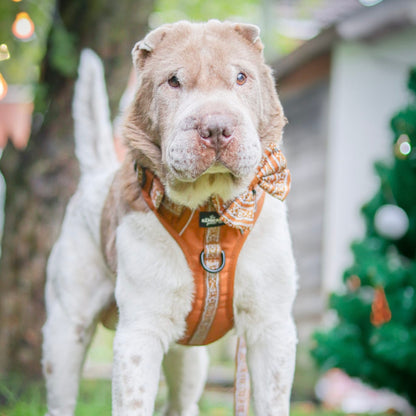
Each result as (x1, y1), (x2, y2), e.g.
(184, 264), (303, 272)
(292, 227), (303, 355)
(312, 67), (416, 407)
(48, 22), (78, 78)
(151, 0), (303, 59)
(407, 67), (416, 98)
(152, 0), (260, 25)
(0, 375), (46, 416)
(0, 0), (54, 85)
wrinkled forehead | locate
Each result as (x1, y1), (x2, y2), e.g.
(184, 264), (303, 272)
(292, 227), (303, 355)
(141, 23), (263, 82)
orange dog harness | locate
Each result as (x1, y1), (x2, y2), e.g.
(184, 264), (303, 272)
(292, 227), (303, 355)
(138, 144), (291, 345)
(140, 167), (266, 345)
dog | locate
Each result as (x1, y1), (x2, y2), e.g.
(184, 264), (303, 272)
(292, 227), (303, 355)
(42, 20), (298, 416)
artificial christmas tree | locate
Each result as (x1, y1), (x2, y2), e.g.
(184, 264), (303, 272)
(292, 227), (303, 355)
(312, 67), (416, 407)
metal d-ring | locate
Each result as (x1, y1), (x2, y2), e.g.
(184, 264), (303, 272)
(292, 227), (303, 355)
(200, 249), (226, 274)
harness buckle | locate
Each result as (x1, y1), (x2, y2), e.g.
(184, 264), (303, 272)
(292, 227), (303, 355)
(200, 250), (226, 274)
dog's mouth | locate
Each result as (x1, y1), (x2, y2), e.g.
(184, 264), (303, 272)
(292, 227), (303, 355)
(165, 163), (250, 209)
(165, 115), (262, 192)
(202, 162), (230, 175)
(169, 166), (236, 186)
(170, 160), (245, 186)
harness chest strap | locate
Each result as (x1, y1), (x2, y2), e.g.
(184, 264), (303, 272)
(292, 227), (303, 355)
(139, 167), (265, 346)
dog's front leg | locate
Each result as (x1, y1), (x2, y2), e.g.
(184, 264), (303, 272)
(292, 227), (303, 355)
(112, 215), (194, 416)
(112, 323), (164, 415)
(234, 198), (298, 415)
(235, 285), (297, 415)
(235, 284), (297, 415)
(244, 318), (297, 416)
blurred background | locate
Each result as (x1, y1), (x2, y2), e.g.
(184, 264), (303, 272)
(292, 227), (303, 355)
(0, 0), (416, 414)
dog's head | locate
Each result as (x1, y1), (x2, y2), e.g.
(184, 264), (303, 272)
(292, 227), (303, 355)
(124, 20), (286, 208)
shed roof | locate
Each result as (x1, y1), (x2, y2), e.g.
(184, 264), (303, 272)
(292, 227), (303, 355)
(273, 0), (416, 79)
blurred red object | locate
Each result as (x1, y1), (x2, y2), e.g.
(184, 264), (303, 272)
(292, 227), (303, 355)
(0, 102), (33, 149)
(0, 85), (33, 150)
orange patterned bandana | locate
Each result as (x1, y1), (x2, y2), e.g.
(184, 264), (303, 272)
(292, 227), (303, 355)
(212, 145), (291, 230)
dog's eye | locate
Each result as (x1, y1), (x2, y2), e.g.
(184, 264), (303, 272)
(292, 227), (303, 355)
(168, 76), (180, 88)
(236, 72), (247, 85)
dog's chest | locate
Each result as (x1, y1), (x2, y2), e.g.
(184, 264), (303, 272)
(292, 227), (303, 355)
(139, 173), (265, 346)
(100, 167), (265, 346)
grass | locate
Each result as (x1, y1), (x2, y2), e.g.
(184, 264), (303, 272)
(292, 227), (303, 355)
(0, 376), (234, 416)
(0, 328), (392, 415)
(0, 376), (392, 416)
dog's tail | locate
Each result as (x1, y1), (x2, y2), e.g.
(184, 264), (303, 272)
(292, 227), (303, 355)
(72, 49), (118, 175)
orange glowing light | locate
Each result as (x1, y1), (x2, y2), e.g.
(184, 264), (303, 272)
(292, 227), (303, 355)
(12, 12), (35, 40)
(0, 74), (8, 101)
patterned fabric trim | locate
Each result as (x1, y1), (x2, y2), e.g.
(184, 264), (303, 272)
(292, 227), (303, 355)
(189, 225), (222, 345)
(234, 336), (251, 416)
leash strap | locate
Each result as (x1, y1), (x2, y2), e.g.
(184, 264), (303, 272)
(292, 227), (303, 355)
(234, 336), (251, 416)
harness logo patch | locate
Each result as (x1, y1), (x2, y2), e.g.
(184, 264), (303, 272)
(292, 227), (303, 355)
(199, 212), (225, 228)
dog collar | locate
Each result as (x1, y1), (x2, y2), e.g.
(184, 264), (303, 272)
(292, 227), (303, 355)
(135, 144), (291, 231)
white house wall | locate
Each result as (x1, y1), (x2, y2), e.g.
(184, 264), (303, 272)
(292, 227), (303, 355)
(322, 26), (416, 293)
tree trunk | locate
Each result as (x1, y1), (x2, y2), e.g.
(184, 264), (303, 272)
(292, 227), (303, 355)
(0, 0), (154, 377)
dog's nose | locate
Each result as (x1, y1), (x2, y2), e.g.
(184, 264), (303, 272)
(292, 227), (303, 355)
(197, 114), (236, 149)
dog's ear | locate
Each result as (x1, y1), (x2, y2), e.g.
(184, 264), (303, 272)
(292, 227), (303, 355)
(132, 26), (169, 70)
(233, 23), (263, 52)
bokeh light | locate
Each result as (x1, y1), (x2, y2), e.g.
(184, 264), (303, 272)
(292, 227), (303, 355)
(12, 12), (35, 41)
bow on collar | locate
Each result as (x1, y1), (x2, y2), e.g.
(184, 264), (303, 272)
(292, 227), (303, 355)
(212, 144), (291, 231)
(141, 144), (291, 231)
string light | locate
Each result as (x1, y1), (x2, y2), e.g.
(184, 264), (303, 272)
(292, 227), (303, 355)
(394, 134), (412, 159)
(12, 12), (35, 41)
(400, 141), (411, 156)
(0, 44), (10, 61)
(0, 74), (8, 101)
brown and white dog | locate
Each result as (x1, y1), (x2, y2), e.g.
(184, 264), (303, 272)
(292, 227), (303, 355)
(42, 20), (297, 416)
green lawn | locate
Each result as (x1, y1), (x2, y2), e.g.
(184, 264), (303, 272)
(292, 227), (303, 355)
(0, 327), (391, 416)
(0, 376), (390, 416)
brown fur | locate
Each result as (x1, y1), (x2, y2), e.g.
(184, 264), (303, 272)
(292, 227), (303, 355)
(100, 153), (151, 329)
(100, 153), (149, 275)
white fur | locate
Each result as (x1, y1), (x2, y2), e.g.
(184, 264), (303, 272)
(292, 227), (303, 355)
(43, 171), (116, 416)
(72, 49), (119, 175)
(235, 196), (298, 415)
(43, 45), (298, 416)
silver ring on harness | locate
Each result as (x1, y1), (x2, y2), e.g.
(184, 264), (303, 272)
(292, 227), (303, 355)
(200, 250), (226, 274)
